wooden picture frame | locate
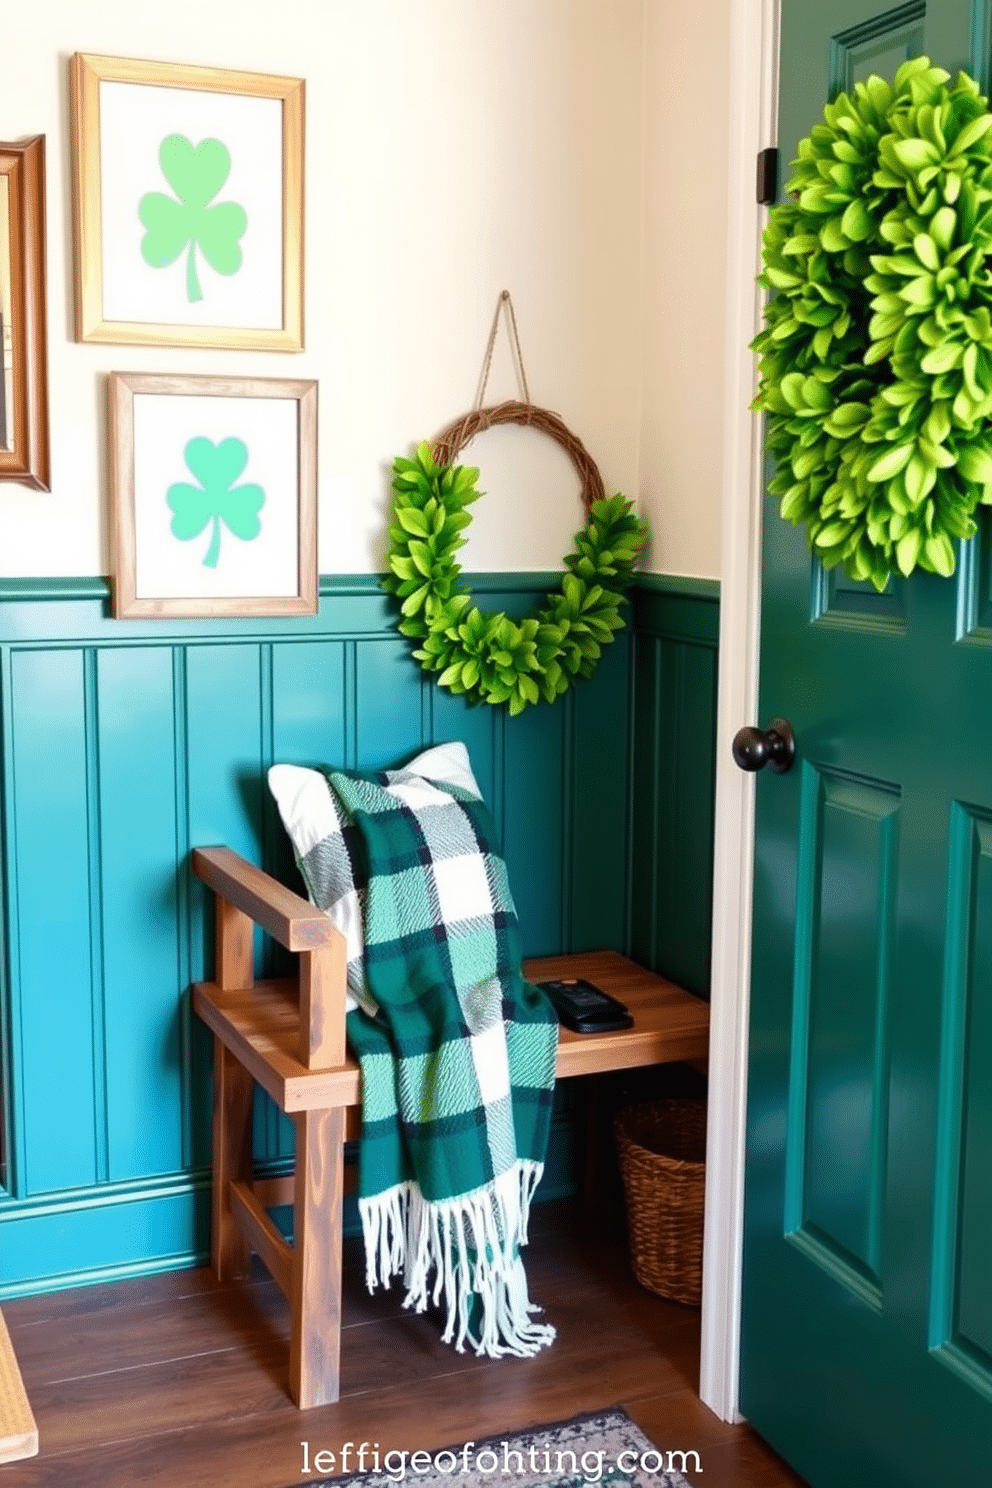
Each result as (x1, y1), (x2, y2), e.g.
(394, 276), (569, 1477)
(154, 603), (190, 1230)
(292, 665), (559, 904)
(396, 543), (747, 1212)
(71, 54), (304, 350)
(108, 372), (317, 618)
(0, 136), (49, 491)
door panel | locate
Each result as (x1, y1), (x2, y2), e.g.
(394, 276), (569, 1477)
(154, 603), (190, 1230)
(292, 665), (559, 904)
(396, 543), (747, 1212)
(814, 561), (908, 628)
(742, 2), (992, 1483)
(833, 14), (929, 89)
(958, 505), (992, 637)
(933, 802), (992, 1376)
(790, 766), (898, 1292)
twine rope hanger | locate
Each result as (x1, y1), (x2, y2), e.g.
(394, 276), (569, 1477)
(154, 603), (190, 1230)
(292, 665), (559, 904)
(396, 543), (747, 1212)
(476, 288), (532, 409)
(431, 290), (606, 518)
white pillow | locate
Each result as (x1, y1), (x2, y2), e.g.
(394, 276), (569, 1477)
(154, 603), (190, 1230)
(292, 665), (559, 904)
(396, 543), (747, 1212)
(268, 742), (483, 1013)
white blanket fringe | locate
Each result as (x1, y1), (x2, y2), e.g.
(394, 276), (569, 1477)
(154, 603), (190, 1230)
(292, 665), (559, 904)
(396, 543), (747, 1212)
(357, 1159), (554, 1358)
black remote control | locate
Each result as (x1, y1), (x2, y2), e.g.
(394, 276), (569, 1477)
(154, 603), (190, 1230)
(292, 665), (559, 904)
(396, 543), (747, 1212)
(537, 978), (634, 1034)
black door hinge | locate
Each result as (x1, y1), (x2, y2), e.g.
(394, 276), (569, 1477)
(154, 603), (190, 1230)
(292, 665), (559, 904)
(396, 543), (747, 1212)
(756, 147), (778, 206)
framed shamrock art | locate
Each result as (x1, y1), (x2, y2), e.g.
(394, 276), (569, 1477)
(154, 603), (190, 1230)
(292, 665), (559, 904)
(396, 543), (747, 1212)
(71, 54), (304, 350)
(108, 372), (317, 617)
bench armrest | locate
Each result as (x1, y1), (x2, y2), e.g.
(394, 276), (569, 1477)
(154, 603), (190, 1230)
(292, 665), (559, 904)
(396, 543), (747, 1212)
(193, 846), (339, 953)
(193, 845), (347, 1070)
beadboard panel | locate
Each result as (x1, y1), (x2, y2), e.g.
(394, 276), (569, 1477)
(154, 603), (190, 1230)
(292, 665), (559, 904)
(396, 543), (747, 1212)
(629, 579), (721, 999)
(0, 574), (718, 1295)
(97, 646), (185, 1184)
(571, 628), (632, 951)
(354, 638), (426, 770)
(8, 648), (96, 1197)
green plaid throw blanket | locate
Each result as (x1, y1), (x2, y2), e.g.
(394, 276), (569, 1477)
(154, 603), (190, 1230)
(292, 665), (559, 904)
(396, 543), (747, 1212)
(326, 767), (558, 1359)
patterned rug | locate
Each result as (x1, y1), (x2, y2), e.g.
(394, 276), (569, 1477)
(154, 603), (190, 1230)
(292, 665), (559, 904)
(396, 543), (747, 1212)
(298, 1407), (697, 1488)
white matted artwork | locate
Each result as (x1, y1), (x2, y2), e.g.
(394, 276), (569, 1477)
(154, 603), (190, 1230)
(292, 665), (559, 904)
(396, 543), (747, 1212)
(71, 54), (304, 350)
(109, 372), (317, 618)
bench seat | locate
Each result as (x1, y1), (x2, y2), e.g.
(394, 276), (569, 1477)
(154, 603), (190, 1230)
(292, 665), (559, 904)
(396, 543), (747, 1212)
(192, 846), (710, 1408)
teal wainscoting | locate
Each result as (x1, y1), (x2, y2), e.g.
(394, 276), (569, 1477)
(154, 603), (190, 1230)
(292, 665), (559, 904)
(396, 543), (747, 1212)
(629, 576), (721, 1000)
(0, 572), (719, 1297)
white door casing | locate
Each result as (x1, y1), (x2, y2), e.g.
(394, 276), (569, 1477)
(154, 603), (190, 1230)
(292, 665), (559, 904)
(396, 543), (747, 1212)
(698, 0), (779, 1425)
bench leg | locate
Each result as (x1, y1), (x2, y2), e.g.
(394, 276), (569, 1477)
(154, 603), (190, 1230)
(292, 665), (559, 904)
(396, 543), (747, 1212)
(212, 1041), (253, 1281)
(289, 1106), (345, 1408)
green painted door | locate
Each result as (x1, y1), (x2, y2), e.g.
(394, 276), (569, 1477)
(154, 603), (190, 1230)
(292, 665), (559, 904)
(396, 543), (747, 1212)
(741, 4), (992, 1485)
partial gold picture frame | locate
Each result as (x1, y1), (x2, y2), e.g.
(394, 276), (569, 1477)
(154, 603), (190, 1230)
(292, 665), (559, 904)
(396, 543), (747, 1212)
(108, 371), (317, 619)
(0, 136), (49, 490)
(71, 53), (304, 350)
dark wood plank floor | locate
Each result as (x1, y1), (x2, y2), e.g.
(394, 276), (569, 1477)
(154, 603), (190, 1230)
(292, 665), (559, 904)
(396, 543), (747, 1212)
(0, 1201), (808, 1488)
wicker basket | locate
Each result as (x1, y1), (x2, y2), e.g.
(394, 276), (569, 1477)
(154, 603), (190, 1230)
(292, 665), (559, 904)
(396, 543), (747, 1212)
(614, 1099), (707, 1306)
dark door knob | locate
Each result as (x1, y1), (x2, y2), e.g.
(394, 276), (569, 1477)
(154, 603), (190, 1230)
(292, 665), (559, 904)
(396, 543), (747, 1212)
(732, 717), (796, 773)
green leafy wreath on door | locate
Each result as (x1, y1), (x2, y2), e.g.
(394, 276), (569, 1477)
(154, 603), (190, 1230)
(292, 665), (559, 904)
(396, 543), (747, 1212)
(752, 56), (992, 591)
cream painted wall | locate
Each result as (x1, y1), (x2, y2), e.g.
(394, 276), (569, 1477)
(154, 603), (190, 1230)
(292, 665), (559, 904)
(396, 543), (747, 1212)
(1, 0), (648, 576)
(639, 0), (731, 581)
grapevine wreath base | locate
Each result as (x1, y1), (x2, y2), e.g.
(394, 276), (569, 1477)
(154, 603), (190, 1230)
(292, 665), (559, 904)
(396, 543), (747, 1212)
(753, 56), (992, 590)
(383, 402), (647, 715)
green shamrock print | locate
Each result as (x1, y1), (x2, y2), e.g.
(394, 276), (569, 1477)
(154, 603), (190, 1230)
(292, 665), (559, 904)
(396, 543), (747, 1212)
(138, 135), (248, 303)
(167, 437), (265, 568)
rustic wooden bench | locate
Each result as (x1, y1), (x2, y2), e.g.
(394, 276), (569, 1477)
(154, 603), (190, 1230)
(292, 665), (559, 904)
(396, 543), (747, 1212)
(191, 846), (710, 1409)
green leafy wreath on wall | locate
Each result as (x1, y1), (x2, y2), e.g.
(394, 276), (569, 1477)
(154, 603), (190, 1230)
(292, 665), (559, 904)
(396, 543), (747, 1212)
(753, 56), (992, 591)
(382, 404), (646, 715)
